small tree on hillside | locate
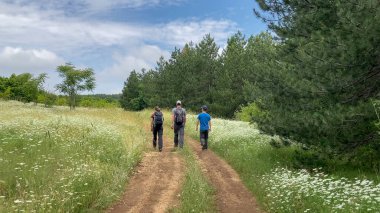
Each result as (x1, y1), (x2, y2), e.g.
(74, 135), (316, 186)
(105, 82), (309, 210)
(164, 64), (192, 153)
(55, 63), (95, 110)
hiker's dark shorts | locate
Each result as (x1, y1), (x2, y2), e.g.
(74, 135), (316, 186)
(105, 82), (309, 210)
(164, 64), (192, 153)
(200, 130), (209, 141)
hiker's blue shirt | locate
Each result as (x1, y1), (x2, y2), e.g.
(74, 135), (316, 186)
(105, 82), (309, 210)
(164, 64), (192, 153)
(197, 112), (211, 131)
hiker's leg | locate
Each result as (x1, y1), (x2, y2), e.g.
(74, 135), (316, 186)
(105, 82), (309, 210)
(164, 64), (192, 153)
(153, 126), (158, 148)
(158, 126), (163, 150)
(174, 125), (179, 147)
(204, 130), (209, 149)
(200, 131), (206, 147)
(178, 126), (184, 148)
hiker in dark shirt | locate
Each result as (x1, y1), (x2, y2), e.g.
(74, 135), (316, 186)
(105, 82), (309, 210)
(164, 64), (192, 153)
(171, 100), (186, 148)
(151, 106), (164, 152)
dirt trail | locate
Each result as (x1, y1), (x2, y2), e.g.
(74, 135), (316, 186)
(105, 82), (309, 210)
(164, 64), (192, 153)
(187, 136), (262, 213)
(107, 138), (185, 213)
(108, 121), (262, 213)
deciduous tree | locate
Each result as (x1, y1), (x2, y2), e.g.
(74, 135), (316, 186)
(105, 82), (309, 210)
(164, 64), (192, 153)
(56, 63), (95, 110)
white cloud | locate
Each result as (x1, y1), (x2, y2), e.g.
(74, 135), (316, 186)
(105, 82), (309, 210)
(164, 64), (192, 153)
(0, 2), (237, 51)
(0, 47), (64, 75)
(156, 19), (238, 46)
(0, 1), (238, 93)
(96, 45), (170, 94)
(0, 46), (65, 93)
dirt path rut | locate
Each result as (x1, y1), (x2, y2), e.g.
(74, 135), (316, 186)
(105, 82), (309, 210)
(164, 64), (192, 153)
(187, 136), (262, 213)
(108, 142), (184, 213)
(108, 121), (262, 213)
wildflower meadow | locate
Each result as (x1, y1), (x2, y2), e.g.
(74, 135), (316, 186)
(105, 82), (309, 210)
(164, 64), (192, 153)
(187, 116), (380, 212)
(0, 101), (146, 212)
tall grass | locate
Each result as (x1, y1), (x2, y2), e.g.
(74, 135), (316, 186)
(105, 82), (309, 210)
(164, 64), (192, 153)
(0, 101), (146, 212)
(185, 115), (380, 213)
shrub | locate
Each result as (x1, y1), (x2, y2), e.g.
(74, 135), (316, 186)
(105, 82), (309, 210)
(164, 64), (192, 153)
(235, 102), (265, 122)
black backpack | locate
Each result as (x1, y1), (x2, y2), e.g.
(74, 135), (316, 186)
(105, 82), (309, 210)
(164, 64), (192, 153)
(154, 112), (163, 126)
(174, 108), (184, 125)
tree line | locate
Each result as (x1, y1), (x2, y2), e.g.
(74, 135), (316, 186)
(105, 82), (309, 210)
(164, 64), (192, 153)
(0, 64), (119, 108)
(121, 0), (380, 171)
(0, 73), (46, 103)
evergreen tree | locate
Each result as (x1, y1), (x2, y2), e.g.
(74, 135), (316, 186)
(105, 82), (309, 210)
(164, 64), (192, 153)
(120, 70), (146, 110)
(213, 32), (247, 117)
(252, 0), (380, 167)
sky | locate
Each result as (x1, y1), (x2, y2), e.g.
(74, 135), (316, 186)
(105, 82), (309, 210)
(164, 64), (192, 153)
(0, 0), (267, 94)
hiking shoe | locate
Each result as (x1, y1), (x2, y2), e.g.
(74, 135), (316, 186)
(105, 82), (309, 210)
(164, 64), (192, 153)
(159, 148), (162, 152)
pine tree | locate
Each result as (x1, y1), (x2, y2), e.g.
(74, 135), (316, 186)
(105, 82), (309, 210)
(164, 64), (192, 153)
(252, 0), (380, 167)
(120, 70), (143, 110)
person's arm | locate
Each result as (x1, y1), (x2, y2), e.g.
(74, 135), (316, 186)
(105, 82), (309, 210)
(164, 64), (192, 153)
(196, 117), (199, 131)
(150, 113), (154, 131)
(171, 110), (174, 129)
(208, 119), (212, 132)
(183, 110), (187, 126)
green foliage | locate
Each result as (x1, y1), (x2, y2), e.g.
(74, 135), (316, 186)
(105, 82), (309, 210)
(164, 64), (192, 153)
(0, 73), (46, 103)
(247, 0), (380, 169)
(235, 102), (266, 122)
(186, 116), (380, 212)
(44, 93), (57, 108)
(118, 0), (380, 169)
(212, 32), (247, 117)
(128, 96), (146, 111)
(0, 87), (11, 99)
(148, 35), (221, 112)
(55, 63), (96, 110)
(120, 32), (277, 118)
(121, 34), (236, 114)
(55, 96), (68, 106)
(78, 96), (119, 108)
(37, 92), (57, 108)
(120, 70), (147, 111)
(373, 100), (380, 130)
(292, 149), (328, 170)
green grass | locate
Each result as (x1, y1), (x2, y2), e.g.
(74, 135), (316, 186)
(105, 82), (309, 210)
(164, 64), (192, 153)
(185, 115), (380, 213)
(10, 103), (379, 212)
(0, 101), (146, 212)
(169, 145), (216, 213)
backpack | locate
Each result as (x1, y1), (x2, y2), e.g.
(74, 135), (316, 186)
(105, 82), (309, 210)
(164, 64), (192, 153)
(154, 112), (163, 126)
(174, 108), (184, 125)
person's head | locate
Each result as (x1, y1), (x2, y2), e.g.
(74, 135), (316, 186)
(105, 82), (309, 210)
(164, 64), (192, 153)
(201, 105), (208, 112)
(155, 106), (160, 111)
(176, 100), (182, 108)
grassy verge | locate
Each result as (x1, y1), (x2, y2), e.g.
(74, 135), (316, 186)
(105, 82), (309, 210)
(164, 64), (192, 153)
(185, 115), (380, 212)
(169, 144), (216, 213)
(0, 101), (146, 212)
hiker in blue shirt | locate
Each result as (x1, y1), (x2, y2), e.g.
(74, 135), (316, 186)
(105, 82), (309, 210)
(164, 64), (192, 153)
(196, 105), (212, 150)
